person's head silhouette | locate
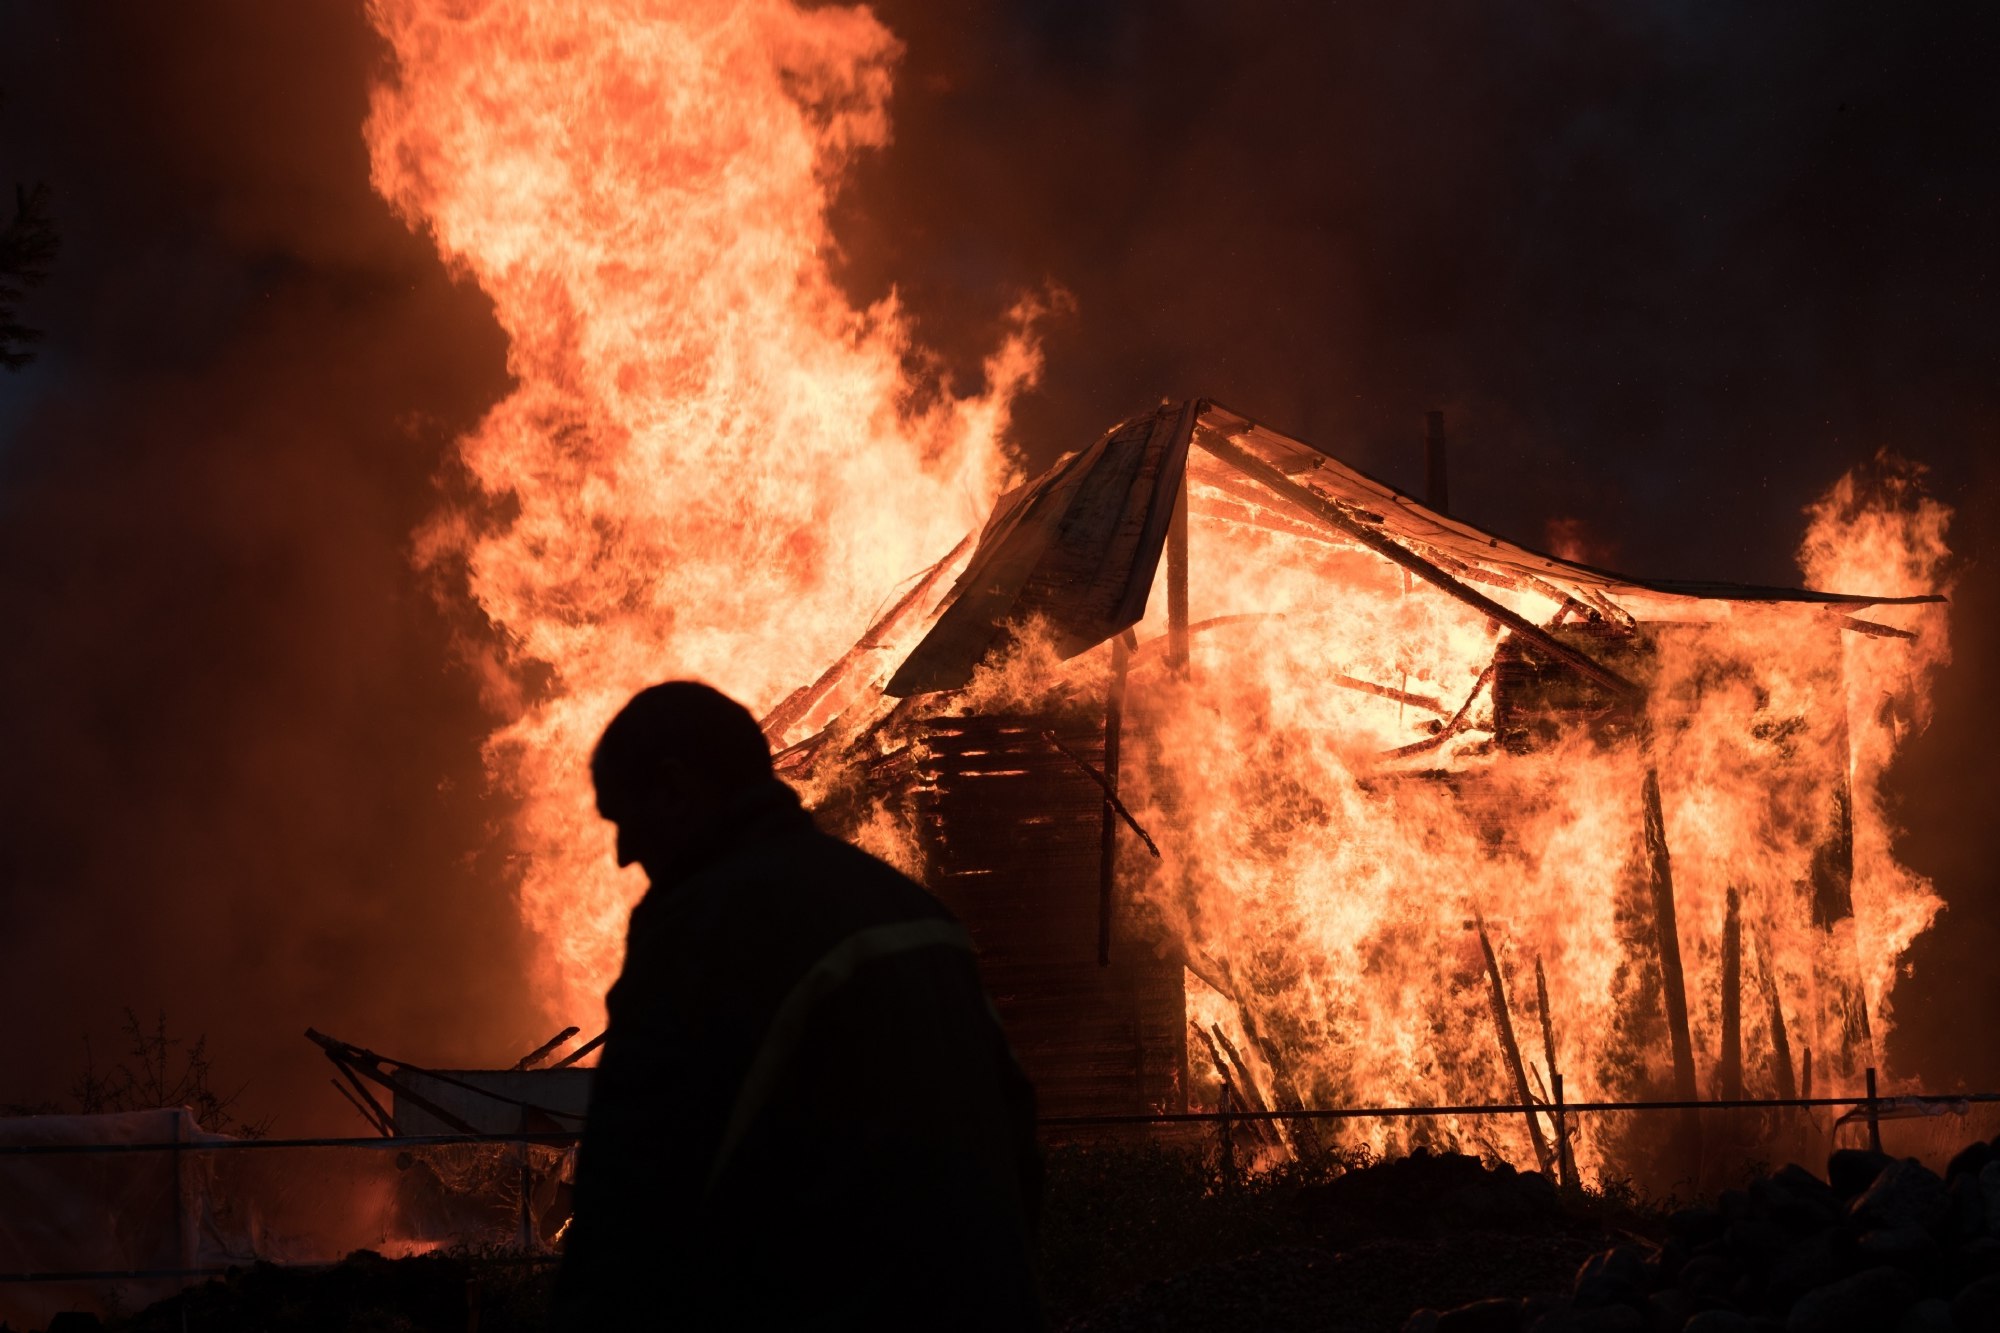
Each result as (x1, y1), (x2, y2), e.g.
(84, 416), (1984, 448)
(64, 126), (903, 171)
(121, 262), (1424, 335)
(591, 681), (775, 882)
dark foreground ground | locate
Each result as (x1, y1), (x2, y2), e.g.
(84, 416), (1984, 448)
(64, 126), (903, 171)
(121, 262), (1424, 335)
(20, 1130), (2000, 1331)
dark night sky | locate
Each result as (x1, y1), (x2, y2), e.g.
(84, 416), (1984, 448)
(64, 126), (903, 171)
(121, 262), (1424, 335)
(2, 1), (1997, 1129)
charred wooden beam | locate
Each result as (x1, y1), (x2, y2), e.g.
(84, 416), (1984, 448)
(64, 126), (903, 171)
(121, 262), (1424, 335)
(513, 1026), (581, 1072)
(1535, 956), (1560, 1089)
(1757, 944), (1798, 1101)
(1187, 491), (1351, 547)
(306, 1029), (478, 1136)
(1197, 431), (1643, 702)
(1811, 780), (1857, 929)
(1642, 770), (1701, 1110)
(1187, 948), (1323, 1156)
(1719, 888), (1742, 1101)
(1168, 465), (1191, 675)
(1811, 728), (1875, 1074)
(330, 1078), (392, 1137)
(760, 533), (975, 742)
(1208, 1025), (1280, 1147)
(1841, 616), (1918, 641)
(1332, 671), (1445, 714)
(549, 1031), (607, 1070)
(1534, 957), (1575, 1189)
(1039, 731), (1161, 858)
(1476, 919), (1557, 1176)
(1196, 1025), (1270, 1158)
(1381, 661), (1496, 759)
(1098, 633), (1133, 966)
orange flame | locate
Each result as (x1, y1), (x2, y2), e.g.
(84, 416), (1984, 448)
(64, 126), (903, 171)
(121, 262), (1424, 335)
(361, 4), (1953, 1187)
(903, 444), (1950, 1179)
(364, 0), (1039, 1027)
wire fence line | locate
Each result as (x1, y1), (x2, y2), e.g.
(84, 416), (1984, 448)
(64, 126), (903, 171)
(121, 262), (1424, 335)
(4, 1088), (1993, 1154)
(4, 1088), (1995, 1291)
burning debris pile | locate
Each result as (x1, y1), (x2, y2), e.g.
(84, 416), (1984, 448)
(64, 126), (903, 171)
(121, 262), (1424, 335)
(771, 399), (1951, 1183)
(1407, 1136), (2000, 1332)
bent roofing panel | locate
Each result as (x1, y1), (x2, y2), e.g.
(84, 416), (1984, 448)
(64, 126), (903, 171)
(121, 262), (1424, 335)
(884, 401), (1195, 697)
(1194, 401), (1940, 609)
(886, 398), (1941, 697)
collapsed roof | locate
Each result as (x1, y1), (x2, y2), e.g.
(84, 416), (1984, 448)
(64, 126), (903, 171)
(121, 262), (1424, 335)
(884, 398), (1942, 699)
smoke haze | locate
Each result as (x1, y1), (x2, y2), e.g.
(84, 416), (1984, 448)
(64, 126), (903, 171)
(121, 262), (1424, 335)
(1, 0), (1996, 1129)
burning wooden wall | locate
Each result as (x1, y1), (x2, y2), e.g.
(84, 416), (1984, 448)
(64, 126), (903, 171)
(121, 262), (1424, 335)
(778, 398), (1951, 1179)
(913, 714), (1185, 1118)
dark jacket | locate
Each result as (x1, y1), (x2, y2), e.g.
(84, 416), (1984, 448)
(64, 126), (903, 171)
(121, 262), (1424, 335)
(555, 781), (1042, 1330)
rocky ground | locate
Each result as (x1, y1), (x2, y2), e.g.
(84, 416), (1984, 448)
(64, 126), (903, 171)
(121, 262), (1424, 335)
(21, 1131), (2000, 1331)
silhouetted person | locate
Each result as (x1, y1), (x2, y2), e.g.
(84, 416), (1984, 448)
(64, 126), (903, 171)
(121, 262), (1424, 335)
(554, 681), (1043, 1330)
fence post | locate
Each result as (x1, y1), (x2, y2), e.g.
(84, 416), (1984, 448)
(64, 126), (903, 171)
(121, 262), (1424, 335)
(1552, 1072), (1573, 1193)
(1217, 1082), (1237, 1192)
(1865, 1067), (1882, 1155)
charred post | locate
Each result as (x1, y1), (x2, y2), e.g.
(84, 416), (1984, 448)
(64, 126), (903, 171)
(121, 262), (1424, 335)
(1476, 920), (1557, 1175)
(1209, 1024), (1282, 1148)
(1425, 409), (1449, 514)
(1642, 771), (1700, 1106)
(1098, 633), (1132, 966)
(1533, 956), (1575, 1186)
(1756, 944), (1797, 1101)
(513, 1026), (581, 1071)
(1168, 465), (1191, 675)
(1719, 888), (1742, 1101)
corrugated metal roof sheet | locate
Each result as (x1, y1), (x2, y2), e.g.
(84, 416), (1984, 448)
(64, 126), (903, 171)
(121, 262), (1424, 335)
(886, 398), (1940, 697)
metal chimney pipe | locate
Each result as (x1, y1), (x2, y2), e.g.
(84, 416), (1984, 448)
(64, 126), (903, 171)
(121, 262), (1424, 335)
(1424, 410), (1448, 514)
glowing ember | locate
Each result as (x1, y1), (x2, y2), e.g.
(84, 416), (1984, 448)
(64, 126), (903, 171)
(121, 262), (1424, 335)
(364, 0), (1040, 1027)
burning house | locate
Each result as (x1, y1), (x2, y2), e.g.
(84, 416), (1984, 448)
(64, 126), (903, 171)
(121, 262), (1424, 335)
(760, 398), (1948, 1180)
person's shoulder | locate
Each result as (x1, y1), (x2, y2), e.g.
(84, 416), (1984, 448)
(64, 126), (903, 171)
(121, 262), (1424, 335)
(810, 828), (955, 915)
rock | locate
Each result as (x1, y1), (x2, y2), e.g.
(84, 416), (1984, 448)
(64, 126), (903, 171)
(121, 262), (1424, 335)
(1643, 1285), (1692, 1330)
(1757, 1168), (1838, 1232)
(1892, 1297), (1955, 1332)
(1764, 1231), (1846, 1311)
(1683, 1313), (1764, 1333)
(1680, 1253), (1743, 1306)
(1526, 1305), (1645, 1332)
(1949, 1235), (2000, 1287)
(1668, 1205), (1728, 1245)
(1980, 1160), (2000, 1235)
(1952, 1273), (2000, 1331)
(1827, 1149), (1892, 1202)
(1849, 1159), (1948, 1233)
(1435, 1296), (1527, 1332)
(1572, 1244), (1654, 1310)
(1726, 1216), (1794, 1263)
(1854, 1225), (1937, 1266)
(1946, 1140), (1992, 1183)
(1946, 1170), (1987, 1241)
(1785, 1265), (1916, 1333)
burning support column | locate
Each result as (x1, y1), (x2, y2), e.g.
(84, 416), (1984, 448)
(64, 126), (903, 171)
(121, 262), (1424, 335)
(1810, 770), (1875, 1081)
(1718, 887), (1742, 1101)
(1476, 919), (1557, 1177)
(1756, 937), (1799, 1101)
(1641, 769), (1702, 1141)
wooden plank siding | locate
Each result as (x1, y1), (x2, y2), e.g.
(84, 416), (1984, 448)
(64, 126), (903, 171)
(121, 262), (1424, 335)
(915, 713), (1187, 1119)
